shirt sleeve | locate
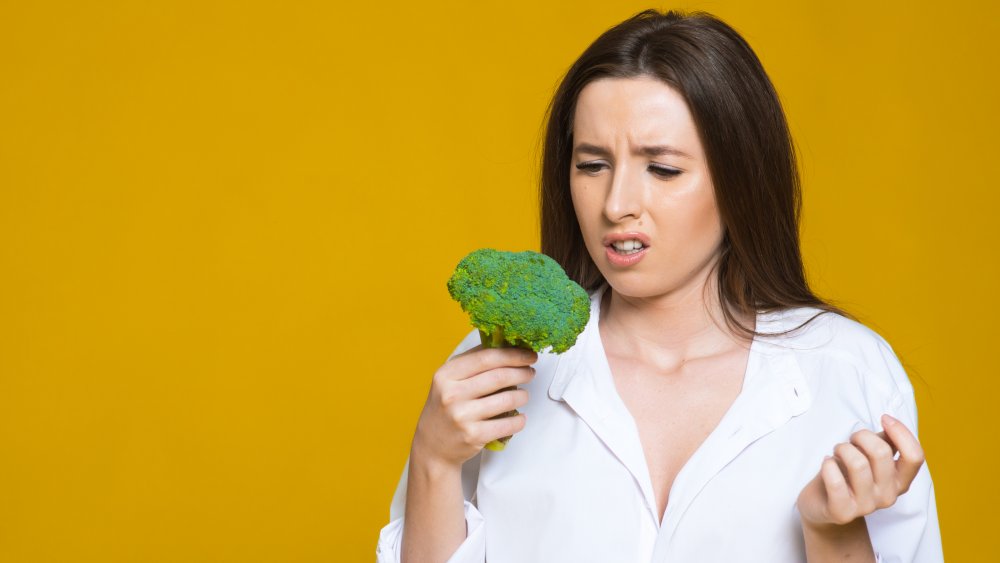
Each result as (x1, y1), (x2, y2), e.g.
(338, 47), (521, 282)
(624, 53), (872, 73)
(861, 337), (945, 563)
(375, 452), (486, 563)
(375, 328), (488, 563)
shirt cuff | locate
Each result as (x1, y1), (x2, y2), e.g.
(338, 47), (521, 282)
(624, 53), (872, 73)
(376, 499), (486, 563)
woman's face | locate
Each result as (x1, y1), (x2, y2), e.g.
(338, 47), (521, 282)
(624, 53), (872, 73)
(570, 75), (724, 301)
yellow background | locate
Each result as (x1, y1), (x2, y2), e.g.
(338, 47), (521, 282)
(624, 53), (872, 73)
(1, 1), (995, 560)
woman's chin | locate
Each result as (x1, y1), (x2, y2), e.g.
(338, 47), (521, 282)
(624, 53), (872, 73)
(602, 277), (660, 300)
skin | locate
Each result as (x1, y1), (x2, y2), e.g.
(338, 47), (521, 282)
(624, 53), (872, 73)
(569, 76), (926, 561)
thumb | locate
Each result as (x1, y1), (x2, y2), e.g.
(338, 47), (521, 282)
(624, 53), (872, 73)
(880, 413), (926, 487)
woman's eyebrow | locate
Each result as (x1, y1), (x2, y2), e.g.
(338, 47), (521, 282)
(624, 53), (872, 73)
(573, 142), (693, 160)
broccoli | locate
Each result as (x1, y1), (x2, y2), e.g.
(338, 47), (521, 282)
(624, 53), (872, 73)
(447, 248), (590, 451)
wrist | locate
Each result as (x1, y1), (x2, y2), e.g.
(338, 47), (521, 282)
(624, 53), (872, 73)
(409, 440), (462, 478)
(802, 515), (866, 540)
(800, 516), (875, 563)
(801, 518), (842, 536)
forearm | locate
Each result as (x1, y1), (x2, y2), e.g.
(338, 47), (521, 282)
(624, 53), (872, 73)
(801, 517), (876, 562)
(400, 446), (467, 563)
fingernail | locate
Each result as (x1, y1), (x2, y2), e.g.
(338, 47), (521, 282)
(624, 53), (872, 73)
(882, 413), (898, 427)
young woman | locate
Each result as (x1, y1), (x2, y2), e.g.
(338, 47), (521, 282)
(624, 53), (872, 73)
(377, 9), (943, 563)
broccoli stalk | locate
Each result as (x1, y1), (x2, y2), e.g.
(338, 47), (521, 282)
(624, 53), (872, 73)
(447, 248), (590, 451)
(479, 327), (507, 349)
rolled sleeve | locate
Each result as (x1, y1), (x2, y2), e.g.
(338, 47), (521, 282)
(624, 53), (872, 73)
(375, 499), (486, 563)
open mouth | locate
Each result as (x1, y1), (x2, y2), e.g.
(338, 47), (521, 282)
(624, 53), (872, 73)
(609, 239), (647, 255)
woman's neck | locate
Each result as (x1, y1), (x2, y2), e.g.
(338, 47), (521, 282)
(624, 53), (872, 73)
(598, 269), (755, 373)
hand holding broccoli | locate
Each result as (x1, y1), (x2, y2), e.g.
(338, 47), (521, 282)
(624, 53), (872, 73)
(412, 345), (538, 470)
(445, 248), (590, 450)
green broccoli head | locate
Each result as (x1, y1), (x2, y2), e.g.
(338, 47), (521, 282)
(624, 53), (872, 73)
(447, 248), (591, 354)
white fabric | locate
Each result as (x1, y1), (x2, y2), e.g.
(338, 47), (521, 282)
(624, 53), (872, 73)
(376, 282), (944, 562)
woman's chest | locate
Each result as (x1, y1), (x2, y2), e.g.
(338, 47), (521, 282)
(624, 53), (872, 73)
(607, 351), (749, 521)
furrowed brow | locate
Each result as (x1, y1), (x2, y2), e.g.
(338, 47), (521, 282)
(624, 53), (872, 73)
(639, 145), (693, 159)
(573, 142), (693, 160)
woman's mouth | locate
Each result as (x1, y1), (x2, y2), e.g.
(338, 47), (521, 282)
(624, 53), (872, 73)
(610, 239), (645, 255)
(606, 239), (649, 266)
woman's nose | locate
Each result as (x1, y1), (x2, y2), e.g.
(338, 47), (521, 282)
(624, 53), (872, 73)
(603, 163), (643, 223)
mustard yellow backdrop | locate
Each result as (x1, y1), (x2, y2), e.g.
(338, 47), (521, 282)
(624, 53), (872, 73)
(1, 1), (995, 560)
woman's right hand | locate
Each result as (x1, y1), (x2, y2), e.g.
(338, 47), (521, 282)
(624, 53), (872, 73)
(410, 344), (538, 470)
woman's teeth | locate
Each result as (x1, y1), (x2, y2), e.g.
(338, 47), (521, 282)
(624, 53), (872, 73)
(612, 240), (645, 254)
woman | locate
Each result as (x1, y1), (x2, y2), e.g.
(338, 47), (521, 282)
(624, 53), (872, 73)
(377, 9), (943, 563)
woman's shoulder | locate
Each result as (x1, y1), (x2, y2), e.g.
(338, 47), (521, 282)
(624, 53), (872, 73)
(758, 306), (914, 400)
(758, 306), (901, 373)
(759, 305), (887, 348)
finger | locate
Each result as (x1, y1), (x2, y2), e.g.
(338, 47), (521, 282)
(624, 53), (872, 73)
(873, 430), (899, 458)
(462, 365), (536, 399)
(476, 412), (527, 445)
(850, 430), (897, 508)
(881, 414), (925, 491)
(470, 387), (529, 420)
(453, 343), (484, 355)
(820, 455), (854, 524)
(833, 442), (875, 512)
(444, 346), (538, 380)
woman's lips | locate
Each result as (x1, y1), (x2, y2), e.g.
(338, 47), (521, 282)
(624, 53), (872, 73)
(602, 232), (652, 247)
(605, 244), (649, 266)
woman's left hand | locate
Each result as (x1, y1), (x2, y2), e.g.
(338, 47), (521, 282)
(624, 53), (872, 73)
(797, 413), (926, 529)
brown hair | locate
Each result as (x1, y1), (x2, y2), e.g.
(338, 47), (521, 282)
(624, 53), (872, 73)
(539, 8), (856, 339)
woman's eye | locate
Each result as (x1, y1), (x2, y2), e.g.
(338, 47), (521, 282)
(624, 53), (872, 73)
(575, 162), (681, 179)
(649, 165), (681, 179)
(575, 162), (605, 175)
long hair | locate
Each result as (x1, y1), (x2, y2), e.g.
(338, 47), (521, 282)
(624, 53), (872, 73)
(539, 8), (855, 339)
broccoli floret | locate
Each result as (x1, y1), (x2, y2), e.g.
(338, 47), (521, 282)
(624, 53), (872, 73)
(447, 248), (591, 451)
(447, 248), (591, 354)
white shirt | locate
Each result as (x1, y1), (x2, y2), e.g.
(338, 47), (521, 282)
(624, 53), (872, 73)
(377, 282), (944, 562)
